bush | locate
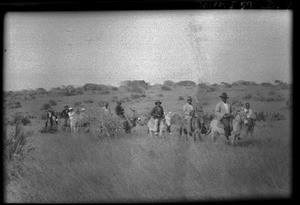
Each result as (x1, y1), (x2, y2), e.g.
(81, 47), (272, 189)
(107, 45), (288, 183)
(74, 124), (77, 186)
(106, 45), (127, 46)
(49, 99), (57, 106)
(161, 85), (172, 91)
(176, 81), (196, 87)
(163, 80), (175, 86)
(131, 94), (146, 99)
(41, 113), (48, 120)
(101, 90), (110, 95)
(41, 103), (52, 110)
(84, 99), (93, 104)
(5, 101), (22, 109)
(256, 111), (266, 121)
(74, 101), (82, 107)
(206, 87), (217, 92)
(232, 100), (244, 108)
(268, 90), (276, 95)
(111, 96), (118, 102)
(157, 94), (164, 97)
(11, 112), (31, 126)
(4, 123), (34, 160)
(244, 93), (253, 100)
(178, 96), (184, 101)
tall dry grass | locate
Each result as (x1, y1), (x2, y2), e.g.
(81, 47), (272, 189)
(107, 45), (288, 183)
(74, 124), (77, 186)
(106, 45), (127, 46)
(4, 119), (291, 202)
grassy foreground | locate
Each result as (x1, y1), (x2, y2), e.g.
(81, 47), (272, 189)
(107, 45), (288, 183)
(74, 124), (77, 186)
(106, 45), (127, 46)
(5, 119), (291, 202)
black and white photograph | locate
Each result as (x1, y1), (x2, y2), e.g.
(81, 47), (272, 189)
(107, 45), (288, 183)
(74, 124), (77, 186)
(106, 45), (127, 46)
(3, 8), (292, 202)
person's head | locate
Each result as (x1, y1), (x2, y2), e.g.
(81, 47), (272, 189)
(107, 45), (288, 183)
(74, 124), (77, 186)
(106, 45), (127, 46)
(104, 102), (109, 107)
(245, 103), (250, 109)
(220, 92), (229, 103)
(81, 108), (85, 112)
(155, 100), (162, 106)
(187, 96), (192, 104)
(64, 105), (68, 109)
(117, 100), (122, 105)
(69, 107), (73, 112)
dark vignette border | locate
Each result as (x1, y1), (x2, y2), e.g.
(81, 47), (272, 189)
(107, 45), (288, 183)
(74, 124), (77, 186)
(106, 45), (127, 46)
(0, 0), (295, 203)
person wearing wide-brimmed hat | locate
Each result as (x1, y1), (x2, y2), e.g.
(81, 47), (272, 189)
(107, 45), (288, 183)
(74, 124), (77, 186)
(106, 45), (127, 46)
(183, 96), (195, 136)
(60, 105), (70, 128)
(45, 108), (53, 129)
(150, 100), (165, 135)
(215, 92), (233, 140)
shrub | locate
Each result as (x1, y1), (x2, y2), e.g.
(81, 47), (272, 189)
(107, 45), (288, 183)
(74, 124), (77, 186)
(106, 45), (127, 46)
(41, 103), (52, 110)
(260, 82), (272, 86)
(178, 96), (184, 101)
(163, 80), (175, 86)
(112, 87), (118, 91)
(4, 123), (34, 160)
(232, 100), (244, 108)
(244, 93), (253, 100)
(161, 85), (172, 91)
(157, 94), (164, 97)
(206, 87), (217, 92)
(74, 101), (82, 106)
(5, 101), (22, 109)
(131, 94), (146, 99)
(256, 111), (266, 121)
(41, 113), (48, 120)
(111, 96), (118, 102)
(271, 112), (285, 120)
(98, 101), (106, 107)
(268, 90), (276, 95)
(49, 99), (57, 106)
(176, 81), (196, 87)
(84, 99), (93, 104)
(11, 112), (31, 126)
(101, 90), (110, 95)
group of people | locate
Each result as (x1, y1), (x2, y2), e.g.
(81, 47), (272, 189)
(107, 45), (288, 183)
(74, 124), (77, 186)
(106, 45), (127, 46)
(148, 92), (254, 139)
(45, 105), (88, 132)
(44, 92), (254, 139)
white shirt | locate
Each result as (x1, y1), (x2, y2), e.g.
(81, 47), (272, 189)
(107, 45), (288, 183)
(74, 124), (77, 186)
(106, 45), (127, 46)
(223, 102), (229, 113)
(244, 108), (252, 118)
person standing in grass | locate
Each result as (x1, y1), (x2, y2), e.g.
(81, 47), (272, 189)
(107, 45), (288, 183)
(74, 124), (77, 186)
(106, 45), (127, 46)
(115, 100), (130, 133)
(215, 92), (233, 141)
(60, 105), (69, 128)
(183, 96), (195, 136)
(150, 100), (165, 135)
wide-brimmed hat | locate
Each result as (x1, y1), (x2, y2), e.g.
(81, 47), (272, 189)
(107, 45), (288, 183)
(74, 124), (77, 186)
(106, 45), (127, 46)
(220, 92), (229, 99)
(69, 107), (73, 110)
(104, 102), (109, 106)
(187, 96), (192, 101)
(81, 108), (85, 111)
(168, 111), (172, 115)
(155, 100), (162, 105)
(64, 105), (68, 108)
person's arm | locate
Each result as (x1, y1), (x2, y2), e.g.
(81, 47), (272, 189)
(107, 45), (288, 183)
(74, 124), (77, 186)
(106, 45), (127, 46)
(150, 107), (155, 117)
(215, 102), (224, 119)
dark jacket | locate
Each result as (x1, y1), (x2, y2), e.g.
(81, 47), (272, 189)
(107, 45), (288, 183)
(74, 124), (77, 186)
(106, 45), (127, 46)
(60, 109), (69, 119)
(150, 106), (164, 119)
(115, 104), (125, 117)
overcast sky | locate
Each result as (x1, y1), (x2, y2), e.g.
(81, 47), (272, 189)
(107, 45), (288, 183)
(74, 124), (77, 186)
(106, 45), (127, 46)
(4, 10), (291, 91)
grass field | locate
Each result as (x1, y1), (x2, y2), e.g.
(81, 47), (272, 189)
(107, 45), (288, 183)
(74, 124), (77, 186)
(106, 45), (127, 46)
(4, 81), (292, 202)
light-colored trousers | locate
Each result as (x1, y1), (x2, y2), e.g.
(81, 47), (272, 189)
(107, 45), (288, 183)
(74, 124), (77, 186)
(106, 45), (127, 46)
(154, 118), (163, 133)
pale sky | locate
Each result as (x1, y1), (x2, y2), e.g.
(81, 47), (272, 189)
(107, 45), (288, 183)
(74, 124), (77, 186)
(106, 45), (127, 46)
(4, 10), (292, 91)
